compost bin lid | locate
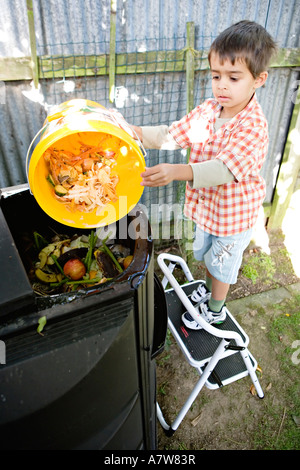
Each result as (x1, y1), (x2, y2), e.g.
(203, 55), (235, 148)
(0, 201), (34, 316)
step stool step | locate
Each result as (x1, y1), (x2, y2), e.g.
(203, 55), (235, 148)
(200, 349), (257, 389)
(166, 281), (249, 366)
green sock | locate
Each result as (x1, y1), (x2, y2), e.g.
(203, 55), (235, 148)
(208, 297), (225, 313)
(206, 275), (212, 292)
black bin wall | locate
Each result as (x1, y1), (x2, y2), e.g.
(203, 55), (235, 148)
(0, 186), (165, 450)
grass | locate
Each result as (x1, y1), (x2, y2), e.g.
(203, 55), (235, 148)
(242, 252), (276, 285)
(253, 293), (300, 450)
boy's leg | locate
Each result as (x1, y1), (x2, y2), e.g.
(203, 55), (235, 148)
(187, 229), (212, 304)
(205, 268), (213, 291)
(209, 273), (229, 312)
(206, 267), (229, 311)
(202, 228), (252, 321)
(182, 227), (252, 330)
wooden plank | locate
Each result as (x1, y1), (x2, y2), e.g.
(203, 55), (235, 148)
(109, 0), (117, 103)
(263, 202), (272, 218)
(270, 47), (300, 68)
(185, 21), (195, 170)
(34, 47), (300, 78)
(38, 54), (108, 78)
(115, 50), (187, 74)
(26, 0), (39, 88)
(0, 57), (33, 81)
(186, 22), (195, 113)
(268, 86), (300, 229)
(0, 47), (298, 82)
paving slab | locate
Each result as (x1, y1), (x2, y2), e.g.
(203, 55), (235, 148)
(227, 282), (300, 317)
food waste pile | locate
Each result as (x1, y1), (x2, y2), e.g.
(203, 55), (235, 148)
(44, 134), (126, 214)
(28, 230), (133, 296)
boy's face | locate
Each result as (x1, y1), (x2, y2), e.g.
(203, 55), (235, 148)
(210, 52), (268, 118)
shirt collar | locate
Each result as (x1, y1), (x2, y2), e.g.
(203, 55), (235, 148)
(209, 93), (258, 132)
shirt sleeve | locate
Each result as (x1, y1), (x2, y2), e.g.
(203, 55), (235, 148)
(189, 160), (234, 189)
(168, 106), (204, 148)
(168, 103), (213, 148)
(141, 125), (181, 150)
(216, 125), (268, 182)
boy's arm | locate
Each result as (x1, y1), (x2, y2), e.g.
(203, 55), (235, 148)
(130, 125), (143, 141)
(190, 160), (234, 188)
(141, 163), (193, 186)
(141, 160), (234, 187)
(130, 125), (234, 188)
(130, 125), (181, 150)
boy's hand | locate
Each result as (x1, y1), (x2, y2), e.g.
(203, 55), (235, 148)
(141, 164), (193, 187)
(141, 164), (174, 186)
(130, 125), (143, 141)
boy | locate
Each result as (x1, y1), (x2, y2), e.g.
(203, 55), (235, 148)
(131, 20), (277, 330)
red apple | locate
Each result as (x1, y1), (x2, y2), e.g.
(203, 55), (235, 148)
(63, 258), (86, 280)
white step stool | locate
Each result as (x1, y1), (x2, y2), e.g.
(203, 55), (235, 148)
(156, 253), (264, 436)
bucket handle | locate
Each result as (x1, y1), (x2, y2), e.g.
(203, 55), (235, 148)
(25, 124), (48, 193)
(129, 125), (147, 159)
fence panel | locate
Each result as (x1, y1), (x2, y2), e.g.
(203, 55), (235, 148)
(0, 0), (299, 229)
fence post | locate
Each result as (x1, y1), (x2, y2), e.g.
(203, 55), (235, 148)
(109, 0), (117, 103)
(185, 21), (195, 168)
(177, 22), (196, 260)
(268, 84), (300, 229)
(186, 22), (195, 116)
(26, 0), (39, 89)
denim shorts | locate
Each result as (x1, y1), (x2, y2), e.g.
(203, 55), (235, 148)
(193, 226), (253, 284)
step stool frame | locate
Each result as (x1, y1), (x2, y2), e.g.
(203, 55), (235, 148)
(156, 253), (264, 436)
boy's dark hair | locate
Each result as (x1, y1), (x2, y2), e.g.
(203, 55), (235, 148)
(208, 20), (277, 78)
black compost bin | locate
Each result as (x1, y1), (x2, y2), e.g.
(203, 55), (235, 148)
(0, 184), (167, 450)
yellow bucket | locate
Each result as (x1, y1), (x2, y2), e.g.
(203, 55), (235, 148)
(26, 99), (146, 228)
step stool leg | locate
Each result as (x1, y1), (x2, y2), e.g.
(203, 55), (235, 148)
(156, 402), (170, 432)
(157, 338), (230, 435)
(240, 348), (264, 398)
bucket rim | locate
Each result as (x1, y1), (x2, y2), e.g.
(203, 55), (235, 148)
(26, 118), (146, 229)
(27, 120), (145, 192)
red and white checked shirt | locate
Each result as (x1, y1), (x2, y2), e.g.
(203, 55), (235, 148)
(168, 94), (268, 237)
